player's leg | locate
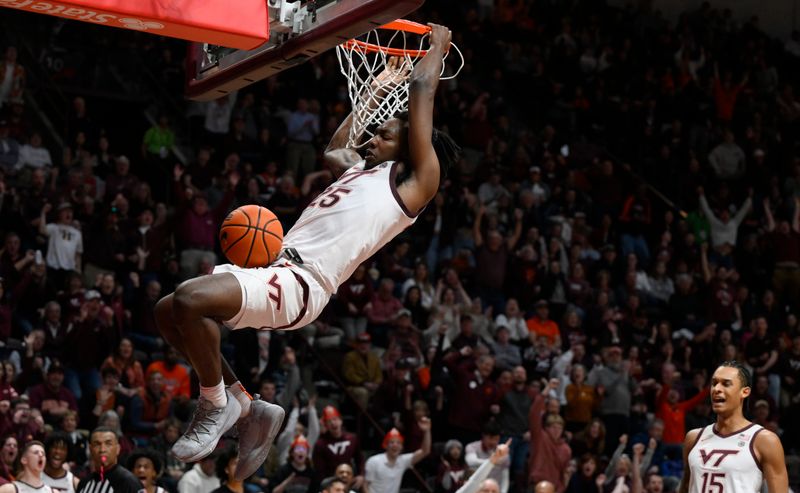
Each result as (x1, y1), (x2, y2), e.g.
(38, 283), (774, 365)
(154, 294), (242, 386)
(154, 273), (243, 462)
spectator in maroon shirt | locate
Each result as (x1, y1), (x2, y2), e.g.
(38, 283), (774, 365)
(473, 205), (522, 314)
(446, 351), (500, 442)
(313, 406), (364, 488)
(64, 290), (115, 401)
(365, 278), (402, 346)
(336, 264), (373, 341)
(28, 362), (77, 426)
(173, 167), (237, 279)
(104, 156), (138, 201)
(764, 197), (800, 308)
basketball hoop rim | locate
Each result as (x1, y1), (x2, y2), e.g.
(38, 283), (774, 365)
(341, 19), (432, 57)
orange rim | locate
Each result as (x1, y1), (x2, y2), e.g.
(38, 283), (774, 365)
(342, 19), (431, 57)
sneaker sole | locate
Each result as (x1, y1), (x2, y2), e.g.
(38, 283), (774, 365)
(172, 401), (242, 463)
(233, 402), (286, 481)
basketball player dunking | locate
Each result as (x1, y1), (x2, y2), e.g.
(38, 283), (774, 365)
(154, 24), (460, 481)
(680, 361), (788, 493)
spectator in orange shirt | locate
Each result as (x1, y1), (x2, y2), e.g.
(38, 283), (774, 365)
(653, 364), (708, 445)
(526, 301), (561, 349)
(146, 345), (190, 401)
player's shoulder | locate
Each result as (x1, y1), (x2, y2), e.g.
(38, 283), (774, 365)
(684, 427), (705, 448)
(752, 426), (781, 449)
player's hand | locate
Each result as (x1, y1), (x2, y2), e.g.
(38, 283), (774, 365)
(489, 438), (511, 464)
(427, 23), (452, 51)
(372, 56), (411, 90)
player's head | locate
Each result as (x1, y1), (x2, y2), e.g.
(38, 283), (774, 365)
(16, 441), (45, 476)
(711, 361), (751, 415)
(365, 112), (461, 182)
(44, 432), (70, 469)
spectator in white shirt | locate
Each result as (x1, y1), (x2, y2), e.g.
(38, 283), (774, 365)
(455, 439), (510, 493)
(364, 419), (431, 493)
(17, 132), (51, 171)
(465, 421), (510, 493)
(39, 202), (83, 285)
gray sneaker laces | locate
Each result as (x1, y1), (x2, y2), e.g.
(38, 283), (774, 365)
(185, 399), (225, 444)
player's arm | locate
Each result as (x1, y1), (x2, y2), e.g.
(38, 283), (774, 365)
(324, 113), (362, 178)
(755, 429), (789, 493)
(326, 57), (411, 178)
(397, 23), (451, 215)
(678, 428), (702, 493)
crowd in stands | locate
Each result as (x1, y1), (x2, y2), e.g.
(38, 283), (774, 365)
(0, 0), (799, 492)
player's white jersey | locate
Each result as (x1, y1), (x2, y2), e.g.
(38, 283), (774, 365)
(282, 160), (418, 294)
(688, 423), (764, 493)
(43, 469), (76, 493)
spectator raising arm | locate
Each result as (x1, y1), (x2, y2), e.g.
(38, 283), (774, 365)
(456, 439), (511, 493)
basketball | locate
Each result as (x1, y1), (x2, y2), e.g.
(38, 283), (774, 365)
(219, 205), (284, 268)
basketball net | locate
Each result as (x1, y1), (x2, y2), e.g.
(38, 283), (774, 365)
(335, 22), (463, 148)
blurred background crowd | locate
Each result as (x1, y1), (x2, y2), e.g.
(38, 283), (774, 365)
(0, 0), (799, 492)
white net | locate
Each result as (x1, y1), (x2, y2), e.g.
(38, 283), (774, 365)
(335, 25), (462, 148)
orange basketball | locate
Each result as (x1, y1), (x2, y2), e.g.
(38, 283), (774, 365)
(219, 205), (284, 268)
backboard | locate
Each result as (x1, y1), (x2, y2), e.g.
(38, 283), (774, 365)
(185, 0), (425, 101)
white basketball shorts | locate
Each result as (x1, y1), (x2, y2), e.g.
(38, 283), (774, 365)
(212, 260), (330, 331)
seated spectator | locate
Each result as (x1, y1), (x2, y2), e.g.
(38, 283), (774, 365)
(16, 133), (52, 173)
(364, 420), (431, 493)
(28, 362), (77, 427)
(58, 410), (88, 469)
(336, 264), (373, 341)
(271, 435), (318, 493)
(493, 299), (528, 345)
(101, 338), (145, 399)
(466, 421), (509, 493)
(149, 417), (186, 490)
(97, 410), (134, 462)
(491, 326), (521, 371)
(365, 278), (403, 344)
(437, 439), (467, 493)
(342, 331), (382, 412)
(129, 371), (173, 440)
(526, 301), (561, 349)
(146, 346), (190, 402)
(211, 445), (241, 493)
(177, 449), (219, 493)
(331, 465), (359, 493)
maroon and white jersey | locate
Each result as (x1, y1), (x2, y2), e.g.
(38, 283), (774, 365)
(283, 160), (418, 294)
(688, 423), (764, 493)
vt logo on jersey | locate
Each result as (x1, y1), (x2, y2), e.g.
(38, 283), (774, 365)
(699, 449), (740, 467)
(328, 441), (352, 455)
